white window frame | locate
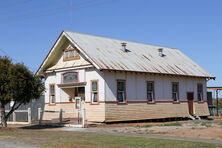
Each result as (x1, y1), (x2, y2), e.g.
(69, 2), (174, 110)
(147, 81), (155, 103)
(91, 80), (99, 104)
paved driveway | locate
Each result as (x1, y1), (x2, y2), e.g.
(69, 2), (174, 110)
(0, 139), (38, 148)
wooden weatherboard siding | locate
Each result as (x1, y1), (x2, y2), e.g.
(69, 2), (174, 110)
(85, 102), (105, 122)
(104, 102), (209, 122)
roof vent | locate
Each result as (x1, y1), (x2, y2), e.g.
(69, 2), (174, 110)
(121, 42), (127, 52)
(158, 48), (164, 57)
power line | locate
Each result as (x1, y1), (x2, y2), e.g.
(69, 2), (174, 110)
(0, 0), (66, 16)
(0, 0), (97, 22)
(0, 0), (114, 22)
(0, 0), (33, 9)
(0, 48), (36, 72)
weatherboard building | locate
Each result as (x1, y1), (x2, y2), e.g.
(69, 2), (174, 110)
(36, 31), (215, 122)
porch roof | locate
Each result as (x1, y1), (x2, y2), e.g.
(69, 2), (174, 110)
(57, 82), (87, 88)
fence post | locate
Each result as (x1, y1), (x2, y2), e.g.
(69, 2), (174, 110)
(28, 108), (31, 124)
(82, 109), (86, 128)
(38, 108), (42, 125)
(59, 109), (63, 124)
(13, 112), (16, 122)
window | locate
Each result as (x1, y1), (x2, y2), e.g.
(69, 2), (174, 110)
(91, 80), (98, 104)
(147, 81), (155, 103)
(63, 72), (78, 83)
(197, 84), (203, 102)
(172, 82), (179, 102)
(63, 48), (80, 61)
(49, 84), (55, 104)
(117, 80), (126, 103)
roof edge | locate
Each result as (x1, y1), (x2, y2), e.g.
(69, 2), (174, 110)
(100, 68), (216, 79)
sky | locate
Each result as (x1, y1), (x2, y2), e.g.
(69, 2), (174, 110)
(0, 0), (221, 88)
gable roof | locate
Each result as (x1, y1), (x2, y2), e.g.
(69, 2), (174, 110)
(36, 30), (215, 79)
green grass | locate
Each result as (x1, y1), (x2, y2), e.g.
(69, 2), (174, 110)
(201, 122), (212, 127)
(136, 124), (153, 128)
(0, 129), (221, 148)
(136, 122), (182, 128)
(159, 122), (182, 127)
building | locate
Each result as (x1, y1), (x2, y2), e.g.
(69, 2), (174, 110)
(36, 30), (215, 122)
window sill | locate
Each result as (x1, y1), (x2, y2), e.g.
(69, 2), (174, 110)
(147, 101), (156, 104)
(172, 101), (180, 104)
(49, 103), (56, 106)
(197, 101), (205, 104)
(90, 102), (100, 105)
(117, 101), (127, 105)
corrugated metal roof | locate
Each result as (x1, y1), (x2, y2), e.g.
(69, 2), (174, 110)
(64, 31), (214, 78)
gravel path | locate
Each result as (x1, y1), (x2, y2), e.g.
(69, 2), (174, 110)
(0, 139), (38, 148)
(64, 128), (222, 145)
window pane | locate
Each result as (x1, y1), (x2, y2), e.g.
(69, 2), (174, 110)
(69, 50), (74, 58)
(63, 72), (78, 83)
(148, 92), (153, 102)
(117, 81), (124, 91)
(198, 93), (202, 101)
(173, 84), (178, 92)
(118, 92), (124, 102)
(173, 93), (178, 101)
(92, 81), (97, 91)
(147, 82), (153, 91)
(93, 92), (98, 102)
(50, 96), (55, 104)
(198, 84), (203, 92)
(50, 85), (54, 95)
(64, 52), (68, 59)
(73, 50), (78, 57)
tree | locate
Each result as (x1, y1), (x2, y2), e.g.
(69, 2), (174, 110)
(0, 56), (44, 127)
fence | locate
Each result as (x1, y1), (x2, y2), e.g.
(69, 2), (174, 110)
(38, 108), (86, 128)
(4, 108), (31, 124)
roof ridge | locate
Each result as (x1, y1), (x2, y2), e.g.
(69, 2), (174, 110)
(64, 30), (177, 49)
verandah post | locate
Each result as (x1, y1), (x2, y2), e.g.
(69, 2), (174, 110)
(59, 109), (63, 124)
(28, 108), (31, 124)
(38, 108), (42, 125)
(13, 111), (16, 122)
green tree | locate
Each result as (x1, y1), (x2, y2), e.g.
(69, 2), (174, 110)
(0, 56), (44, 127)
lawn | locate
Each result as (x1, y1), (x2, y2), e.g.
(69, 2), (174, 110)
(0, 128), (221, 148)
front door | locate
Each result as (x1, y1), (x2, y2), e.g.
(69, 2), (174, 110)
(187, 92), (194, 115)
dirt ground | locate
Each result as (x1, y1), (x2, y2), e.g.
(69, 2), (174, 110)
(4, 117), (222, 141)
(90, 117), (222, 140)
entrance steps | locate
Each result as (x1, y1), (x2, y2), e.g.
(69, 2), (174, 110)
(188, 114), (201, 120)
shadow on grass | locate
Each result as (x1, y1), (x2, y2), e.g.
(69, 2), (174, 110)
(19, 124), (65, 130)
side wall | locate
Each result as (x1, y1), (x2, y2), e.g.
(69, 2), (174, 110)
(85, 69), (105, 122)
(104, 71), (209, 122)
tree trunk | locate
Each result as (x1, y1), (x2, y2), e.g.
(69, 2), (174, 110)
(0, 104), (7, 127)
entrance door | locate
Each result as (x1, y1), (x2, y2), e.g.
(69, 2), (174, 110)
(187, 92), (194, 115)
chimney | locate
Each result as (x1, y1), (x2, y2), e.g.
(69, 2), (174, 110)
(158, 48), (164, 57)
(121, 42), (127, 52)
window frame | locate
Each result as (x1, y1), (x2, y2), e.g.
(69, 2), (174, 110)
(49, 83), (56, 105)
(147, 81), (155, 104)
(172, 82), (180, 103)
(61, 71), (79, 84)
(197, 83), (204, 102)
(63, 48), (80, 61)
(90, 80), (99, 104)
(116, 79), (127, 104)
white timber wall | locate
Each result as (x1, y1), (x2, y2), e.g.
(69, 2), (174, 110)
(104, 71), (207, 101)
(44, 69), (86, 103)
(85, 69), (105, 102)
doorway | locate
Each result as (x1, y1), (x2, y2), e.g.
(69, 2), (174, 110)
(187, 92), (194, 115)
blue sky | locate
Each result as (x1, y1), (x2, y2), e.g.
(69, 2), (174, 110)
(0, 0), (221, 87)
